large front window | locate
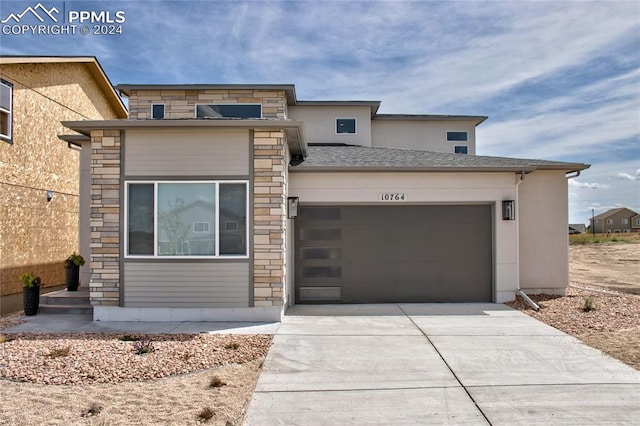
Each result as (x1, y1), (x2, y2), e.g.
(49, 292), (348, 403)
(126, 181), (248, 257)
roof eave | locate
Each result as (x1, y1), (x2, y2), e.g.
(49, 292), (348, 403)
(116, 84), (297, 104)
(289, 166), (538, 173)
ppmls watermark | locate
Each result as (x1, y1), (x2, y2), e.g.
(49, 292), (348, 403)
(1, 2), (126, 36)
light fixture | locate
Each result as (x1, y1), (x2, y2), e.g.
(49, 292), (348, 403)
(46, 190), (53, 202)
(287, 197), (299, 219)
(502, 200), (515, 220)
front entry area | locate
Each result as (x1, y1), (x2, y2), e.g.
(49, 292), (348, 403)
(295, 205), (493, 303)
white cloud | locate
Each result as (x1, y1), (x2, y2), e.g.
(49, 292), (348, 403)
(568, 180), (611, 190)
(617, 169), (640, 181)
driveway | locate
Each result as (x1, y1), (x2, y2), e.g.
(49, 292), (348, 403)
(244, 303), (640, 425)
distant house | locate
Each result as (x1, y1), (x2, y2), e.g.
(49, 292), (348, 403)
(568, 224), (586, 234)
(0, 56), (127, 315)
(632, 214), (640, 232)
(589, 207), (638, 234)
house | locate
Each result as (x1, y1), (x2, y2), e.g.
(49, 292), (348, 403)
(62, 83), (589, 322)
(632, 214), (640, 232)
(589, 207), (638, 234)
(568, 224), (586, 234)
(0, 56), (127, 315)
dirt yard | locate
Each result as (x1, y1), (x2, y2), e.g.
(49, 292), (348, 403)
(509, 238), (640, 370)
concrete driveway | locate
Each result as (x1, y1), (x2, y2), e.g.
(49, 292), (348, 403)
(244, 304), (640, 425)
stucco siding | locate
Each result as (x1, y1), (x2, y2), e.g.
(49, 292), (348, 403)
(518, 170), (569, 292)
(124, 129), (250, 176)
(288, 105), (372, 146)
(123, 262), (249, 307)
(372, 120), (477, 154)
(289, 171), (519, 301)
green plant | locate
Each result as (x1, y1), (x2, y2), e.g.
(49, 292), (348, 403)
(225, 341), (240, 350)
(119, 334), (138, 342)
(46, 347), (71, 358)
(81, 402), (103, 417)
(583, 296), (596, 312)
(19, 272), (41, 288)
(65, 252), (86, 268)
(133, 338), (155, 354)
(209, 375), (226, 388)
(197, 407), (214, 422)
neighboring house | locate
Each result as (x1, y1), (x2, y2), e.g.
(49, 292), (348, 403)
(632, 214), (640, 231)
(62, 83), (589, 322)
(589, 208), (638, 234)
(568, 224), (586, 234)
(0, 56), (127, 315)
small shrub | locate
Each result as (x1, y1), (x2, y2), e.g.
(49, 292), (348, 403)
(181, 353), (193, 361)
(81, 402), (103, 417)
(225, 341), (240, 350)
(583, 296), (596, 312)
(209, 375), (227, 388)
(0, 334), (13, 343)
(46, 347), (71, 358)
(133, 338), (155, 355)
(119, 334), (137, 341)
(197, 406), (214, 422)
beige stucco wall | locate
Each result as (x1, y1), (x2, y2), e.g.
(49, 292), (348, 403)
(518, 170), (569, 293)
(289, 171), (520, 302)
(371, 120), (477, 154)
(0, 62), (121, 311)
(128, 89), (288, 120)
(288, 105), (372, 146)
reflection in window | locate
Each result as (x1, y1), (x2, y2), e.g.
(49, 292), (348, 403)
(219, 183), (247, 255)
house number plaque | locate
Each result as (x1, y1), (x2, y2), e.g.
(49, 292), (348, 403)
(379, 193), (407, 202)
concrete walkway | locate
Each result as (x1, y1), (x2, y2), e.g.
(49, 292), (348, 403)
(244, 304), (640, 425)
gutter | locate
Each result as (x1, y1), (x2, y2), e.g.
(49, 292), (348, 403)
(514, 170), (540, 312)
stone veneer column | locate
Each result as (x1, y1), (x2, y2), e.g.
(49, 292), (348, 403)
(253, 130), (287, 307)
(89, 129), (121, 306)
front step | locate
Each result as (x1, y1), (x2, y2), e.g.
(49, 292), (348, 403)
(39, 288), (93, 315)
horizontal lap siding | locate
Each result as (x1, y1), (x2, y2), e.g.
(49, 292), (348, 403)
(124, 262), (249, 307)
(124, 129), (249, 176)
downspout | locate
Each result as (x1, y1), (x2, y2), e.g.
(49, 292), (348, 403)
(515, 171), (540, 312)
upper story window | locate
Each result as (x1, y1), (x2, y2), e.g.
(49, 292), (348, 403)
(336, 118), (356, 134)
(0, 79), (13, 143)
(151, 103), (165, 119)
(454, 146), (468, 154)
(622, 218), (629, 225)
(196, 104), (261, 119)
(447, 131), (468, 142)
(606, 219), (613, 225)
(636, 218), (640, 226)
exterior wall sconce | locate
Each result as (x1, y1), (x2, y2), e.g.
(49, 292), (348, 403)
(46, 190), (53, 202)
(287, 197), (299, 219)
(502, 200), (515, 220)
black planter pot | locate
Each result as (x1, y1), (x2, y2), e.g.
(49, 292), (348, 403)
(23, 284), (40, 316)
(66, 265), (80, 291)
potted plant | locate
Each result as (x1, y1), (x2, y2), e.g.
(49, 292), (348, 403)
(19, 272), (41, 316)
(64, 252), (85, 291)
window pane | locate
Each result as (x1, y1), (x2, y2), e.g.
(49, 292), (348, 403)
(0, 82), (10, 110)
(219, 183), (247, 255)
(336, 118), (356, 134)
(447, 131), (468, 141)
(158, 183), (215, 256)
(152, 104), (164, 119)
(454, 146), (468, 154)
(0, 111), (9, 138)
(196, 104), (261, 118)
(128, 184), (154, 255)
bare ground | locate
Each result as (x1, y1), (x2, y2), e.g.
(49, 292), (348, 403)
(508, 240), (640, 370)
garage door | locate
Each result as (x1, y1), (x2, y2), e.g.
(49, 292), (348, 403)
(295, 205), (492, 303)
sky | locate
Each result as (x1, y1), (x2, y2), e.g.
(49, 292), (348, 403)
(1, 0), (638, 225)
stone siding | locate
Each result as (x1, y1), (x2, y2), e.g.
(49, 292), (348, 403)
(252, 130), (288, 306)
(89, 129), (121, 306)
(128, 89), (288, 120)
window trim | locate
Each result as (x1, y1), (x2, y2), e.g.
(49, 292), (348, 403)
(336, 117), (357, 135)
(151, 103), (165, 119)
(0, 79), (13, 143)
(124, 180), (249, 259)
(195, 103), (262, 119)
(446, 131), (468, 142)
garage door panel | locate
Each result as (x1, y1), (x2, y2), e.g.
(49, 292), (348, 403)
(296, 205), (492, 303)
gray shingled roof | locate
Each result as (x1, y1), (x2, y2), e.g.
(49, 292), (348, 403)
(290, 145), (589, 172)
